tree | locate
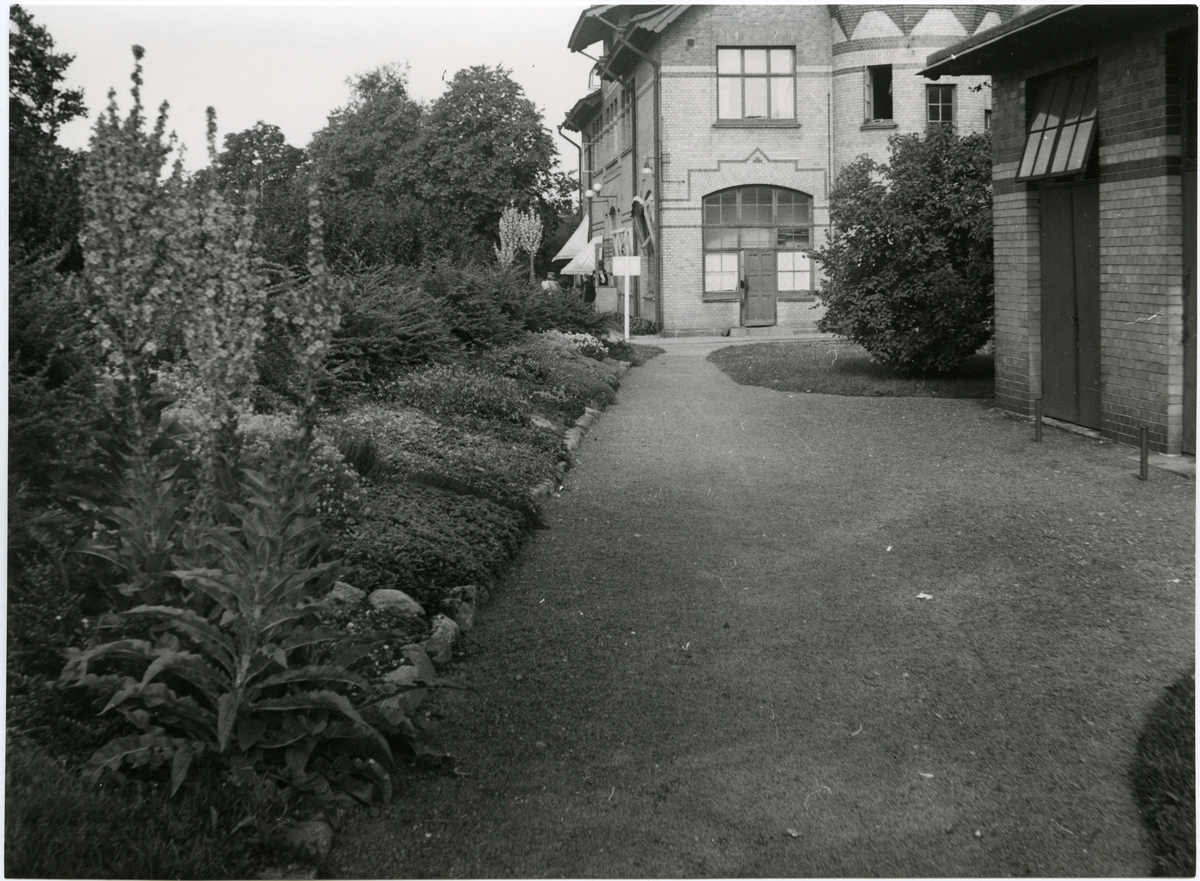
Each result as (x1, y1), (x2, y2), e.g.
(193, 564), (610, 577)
(814, 126), (994, 374)
(211, 121), (309, 267)
(306, 64), (427, 265)
(9, 4), (88, 259)
(416, 65), (558, 260)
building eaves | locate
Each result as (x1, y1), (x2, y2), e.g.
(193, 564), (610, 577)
(562, 89), (603, 133)
(921, 4), (1196, 78)
(568, 5), (619, 52)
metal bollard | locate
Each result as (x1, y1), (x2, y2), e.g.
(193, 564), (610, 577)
(1034, 398), (1043, 443)
(1139, 426), (1149, 481)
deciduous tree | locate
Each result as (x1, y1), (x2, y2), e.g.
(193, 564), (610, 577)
(9, 4), (88, 259)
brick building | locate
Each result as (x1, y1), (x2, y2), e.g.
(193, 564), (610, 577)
(923, 5), (1197, 454)
(562, 4), (1015, 336)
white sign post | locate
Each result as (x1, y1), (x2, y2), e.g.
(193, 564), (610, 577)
(612, 255), (641, 341)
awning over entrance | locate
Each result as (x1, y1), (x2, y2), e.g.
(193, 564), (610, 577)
(560, 235), (602, 276)
(552, 218), (590, 262)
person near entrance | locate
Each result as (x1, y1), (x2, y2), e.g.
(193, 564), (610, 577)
(541, 272), (562, 294)
(583, 272), (597, 306)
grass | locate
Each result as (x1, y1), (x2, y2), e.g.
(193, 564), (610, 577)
(708, 340), (994, 398)
(1130, 671), (1196, 877)
(5, 744), (294, 879)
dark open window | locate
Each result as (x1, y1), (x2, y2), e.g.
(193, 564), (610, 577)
(867, 65), (893, 121)
(1016, 70), (1098, 182)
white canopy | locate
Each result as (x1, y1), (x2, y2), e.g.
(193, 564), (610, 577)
(560, 235), (602, 276)
(552, 217), (590, 262)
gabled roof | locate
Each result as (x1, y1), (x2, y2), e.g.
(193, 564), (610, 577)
(567, 5), (688, 59)
(922, 4), (1197, 79)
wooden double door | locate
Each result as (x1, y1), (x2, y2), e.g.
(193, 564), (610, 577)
(1040, 181), (1101, 429)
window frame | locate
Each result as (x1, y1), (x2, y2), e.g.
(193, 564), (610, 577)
(716, 46), (796, 122)
(927, 83), (955, 127)
(701, 186), (814, 298)
(1015, 68), (1099, 183)
(866, 64), (894, 122)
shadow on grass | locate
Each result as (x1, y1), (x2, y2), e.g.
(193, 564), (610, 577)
(1130, 671), (1196, 877)
(708, 340), (994, 398)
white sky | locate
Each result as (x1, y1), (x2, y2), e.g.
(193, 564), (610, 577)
(23, 2), (599, 173)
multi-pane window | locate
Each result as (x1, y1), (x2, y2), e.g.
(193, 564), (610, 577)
(1015, 70), (1098, 181)
(702, 186), (813, 293)
(867, 65), (893, 121)
(717, 48), (795, 120)
(927, 84), (954, 126)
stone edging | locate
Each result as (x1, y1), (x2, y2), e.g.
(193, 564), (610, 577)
(264, 360), (632, 876)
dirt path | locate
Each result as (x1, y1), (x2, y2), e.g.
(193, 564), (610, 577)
(333, 341), (1194, 878)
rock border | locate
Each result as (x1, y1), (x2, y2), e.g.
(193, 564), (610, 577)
(266, 362), (630, 875)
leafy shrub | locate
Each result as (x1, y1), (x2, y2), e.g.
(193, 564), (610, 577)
(5, 743), (291, 880)
(383, 363), (531, 424)
(814, 126), (993, 374)
(60, 451), (437, 803)
(482, 334), (619, 423)
(1131, 671), (1196, 877)
(337, 480), (526, 604)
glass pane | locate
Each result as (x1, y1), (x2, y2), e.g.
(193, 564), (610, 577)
(771, 77), (794, 119)
(740, 188), (772, 224)
(1050, 123), (1078, 174)
(1077, 73), (1097, 120)
(1061, 76), (1088, 124)
(777, 251), (795, 271)
(776, 193), (806, 225)
(778, 270), (797, 291)
(717, 49), (740, 74)
(1017, 132), (1042, 178)
(744, 49), (768, 74)
(1044, 80), (1069, 130)
(744, 78), (768, 118)
(1031, 128), (1059, 177)
(1066, 118), (1096, 171)
(718, 77), (741, 119)
(769, 48), (793, 74)
(741, 227), (771, 248)
(1028, 83), (1055, 131)
(777, 227), (810, 248)
(703, 227), (739, 249)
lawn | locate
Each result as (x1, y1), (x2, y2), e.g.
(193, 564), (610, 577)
(708, 340), (994, 398)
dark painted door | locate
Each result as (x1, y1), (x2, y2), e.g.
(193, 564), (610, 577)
(1040, 182), (1101, 428)
(744, 249), (777, 326)
(1184, 167), (1196, 454)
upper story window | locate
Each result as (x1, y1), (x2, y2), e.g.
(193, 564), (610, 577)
(866, 65), (893, 122)
(717, 47), (795, 120)
(927, 84), (954, 127)
(1016, 70), (1098, 181)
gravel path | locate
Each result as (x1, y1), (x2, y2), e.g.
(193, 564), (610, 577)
(333, 339), (1194, 878)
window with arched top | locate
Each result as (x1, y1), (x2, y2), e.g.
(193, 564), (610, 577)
(702, 186), (813, 294)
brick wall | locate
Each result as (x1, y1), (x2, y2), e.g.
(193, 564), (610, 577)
(988, 25), (1192, 452)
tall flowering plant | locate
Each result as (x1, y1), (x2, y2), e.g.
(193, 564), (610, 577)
(63, 48), (425, 805)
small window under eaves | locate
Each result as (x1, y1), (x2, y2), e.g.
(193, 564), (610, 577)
(1016, 71), (1098, 182)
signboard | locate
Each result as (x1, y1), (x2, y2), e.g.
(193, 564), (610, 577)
(612, 256), (641, 276)
(602, 237), (614, 260)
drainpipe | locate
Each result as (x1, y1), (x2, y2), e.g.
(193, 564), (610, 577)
(556, 124), (584, 216)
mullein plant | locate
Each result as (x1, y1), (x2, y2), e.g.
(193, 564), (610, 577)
(61, 47), (448, 808)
